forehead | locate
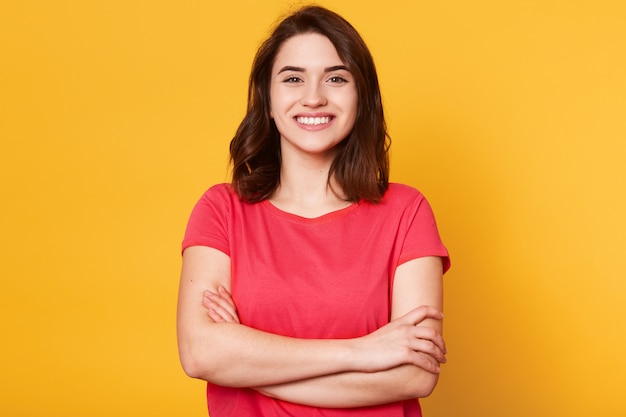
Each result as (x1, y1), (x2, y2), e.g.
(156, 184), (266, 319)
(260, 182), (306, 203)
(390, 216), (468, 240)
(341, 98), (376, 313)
(272, 33), (344, 71)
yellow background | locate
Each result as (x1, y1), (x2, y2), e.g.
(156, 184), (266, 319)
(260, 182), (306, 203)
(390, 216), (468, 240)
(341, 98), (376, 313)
(1, 0), (624, 416)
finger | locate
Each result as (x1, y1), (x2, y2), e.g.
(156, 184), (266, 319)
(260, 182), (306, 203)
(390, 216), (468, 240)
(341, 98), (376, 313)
(207, 307), (227, 323)
(214, 295), (240, 323)
(412, 351), (442, 374)
(206, 300), (238, 323)
(401, 305), (444, 326)
(218, 285), (237, 309)
(409, 337), (447, 364)
(204, 292), (238, 323)
(203, 291), (240, 323)
(412, 326), (447, 355)
(202, 294), (230, 322)
(203, 290), (238, 318)
(410, 351), (441, 374)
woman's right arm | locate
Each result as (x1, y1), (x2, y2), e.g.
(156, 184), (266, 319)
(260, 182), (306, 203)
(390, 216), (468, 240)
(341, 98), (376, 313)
(176, 246), (445, 388)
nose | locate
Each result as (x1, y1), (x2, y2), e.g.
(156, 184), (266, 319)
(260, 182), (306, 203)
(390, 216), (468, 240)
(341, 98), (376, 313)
(300, 82), (327, 107)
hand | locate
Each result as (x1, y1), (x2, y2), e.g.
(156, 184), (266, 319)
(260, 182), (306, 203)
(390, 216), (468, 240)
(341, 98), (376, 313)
(202, 286), (240, 324)
(354, 305), (446, 374)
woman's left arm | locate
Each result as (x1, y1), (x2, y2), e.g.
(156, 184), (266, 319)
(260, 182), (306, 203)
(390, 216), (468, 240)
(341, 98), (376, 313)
(205, 256), (446, 408)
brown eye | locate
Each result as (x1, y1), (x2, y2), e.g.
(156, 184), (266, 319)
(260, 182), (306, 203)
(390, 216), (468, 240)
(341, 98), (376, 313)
(328, 76), (348, 83)
(283, 76), (302, 83)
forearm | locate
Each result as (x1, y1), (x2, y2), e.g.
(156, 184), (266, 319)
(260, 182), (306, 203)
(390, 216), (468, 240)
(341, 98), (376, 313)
(180, 249), (446, 390)
(256, 363), (440, 408)
(178, 321), (358, 388)
(179, 247), (365, 388)
(179, 309), (444, 389)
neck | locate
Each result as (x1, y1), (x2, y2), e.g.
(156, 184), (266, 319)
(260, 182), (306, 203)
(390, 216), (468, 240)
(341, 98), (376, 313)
(270, 154), (349, 218)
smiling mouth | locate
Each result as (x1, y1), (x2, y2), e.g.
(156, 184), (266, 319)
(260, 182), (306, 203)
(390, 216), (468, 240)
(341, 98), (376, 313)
(296, 116), (332, 126)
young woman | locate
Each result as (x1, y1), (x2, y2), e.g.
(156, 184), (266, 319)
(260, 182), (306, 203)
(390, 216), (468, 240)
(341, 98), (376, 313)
(177, 6), (450, 416)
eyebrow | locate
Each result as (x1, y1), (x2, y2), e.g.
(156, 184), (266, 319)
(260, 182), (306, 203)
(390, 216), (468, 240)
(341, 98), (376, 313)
(277, 65), (349, 74)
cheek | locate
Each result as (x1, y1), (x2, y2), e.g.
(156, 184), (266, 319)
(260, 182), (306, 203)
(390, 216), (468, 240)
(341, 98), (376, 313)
(345, 88), (358, 114)
(346, 95), (358, 125)
(268, 92), (284, 120)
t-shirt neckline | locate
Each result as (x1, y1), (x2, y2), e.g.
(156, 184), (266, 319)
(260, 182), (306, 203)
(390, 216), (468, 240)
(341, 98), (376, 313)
(261, 199), (361, 225)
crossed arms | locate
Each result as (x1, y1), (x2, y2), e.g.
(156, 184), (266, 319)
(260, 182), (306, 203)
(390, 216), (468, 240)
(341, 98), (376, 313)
(176, 245), (446, 408)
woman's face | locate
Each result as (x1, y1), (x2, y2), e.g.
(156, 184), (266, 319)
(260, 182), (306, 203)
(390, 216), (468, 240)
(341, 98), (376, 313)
(269, 33), (358, 163)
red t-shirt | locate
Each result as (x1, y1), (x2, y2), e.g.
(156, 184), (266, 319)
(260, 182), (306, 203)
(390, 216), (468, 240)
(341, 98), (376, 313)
(182, 183), (450, 417)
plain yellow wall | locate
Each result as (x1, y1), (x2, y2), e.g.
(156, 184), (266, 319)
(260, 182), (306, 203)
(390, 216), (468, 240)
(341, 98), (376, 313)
(1, 0), (624, 416)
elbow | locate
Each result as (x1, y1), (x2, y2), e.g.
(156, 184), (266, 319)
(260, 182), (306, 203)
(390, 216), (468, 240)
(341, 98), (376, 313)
(415, 378), (438, 399)
(178, 342), (212, 380)
(180, 353), (246, 388)
(403, 370), (440, 399)
(180, 356), (204, 380)
(178, 340), (237, 386)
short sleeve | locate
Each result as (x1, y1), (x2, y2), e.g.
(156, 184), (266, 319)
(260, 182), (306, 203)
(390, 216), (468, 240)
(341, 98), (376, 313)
(397, 192), (450, 273)
(181, 184), (232, 256)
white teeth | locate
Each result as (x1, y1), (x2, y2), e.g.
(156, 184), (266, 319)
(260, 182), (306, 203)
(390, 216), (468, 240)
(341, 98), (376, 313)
(296, 116), (331, 125)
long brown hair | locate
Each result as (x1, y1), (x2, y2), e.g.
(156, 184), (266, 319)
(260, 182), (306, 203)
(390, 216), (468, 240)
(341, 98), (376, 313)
(230, 6), (390, 203)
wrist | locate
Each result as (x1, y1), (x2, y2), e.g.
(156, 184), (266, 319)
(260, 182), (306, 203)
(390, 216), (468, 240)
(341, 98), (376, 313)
(342, 336), (372, 373)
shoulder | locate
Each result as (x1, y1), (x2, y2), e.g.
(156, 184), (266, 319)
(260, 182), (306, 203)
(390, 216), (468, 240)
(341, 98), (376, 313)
(191, 183), (270, 222)
(186, 184), (241, 225)
(375, 183), (439, 223)
(194, 183), (240, 209)
(381, 183), (427, 206)
(199, 183), (237, 200)
(183, 184), (238, 254)
(385, 182), (423, 196)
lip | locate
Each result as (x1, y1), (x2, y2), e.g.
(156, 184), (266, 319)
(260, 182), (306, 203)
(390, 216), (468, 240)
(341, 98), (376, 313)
(293, 113), (335, 131)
